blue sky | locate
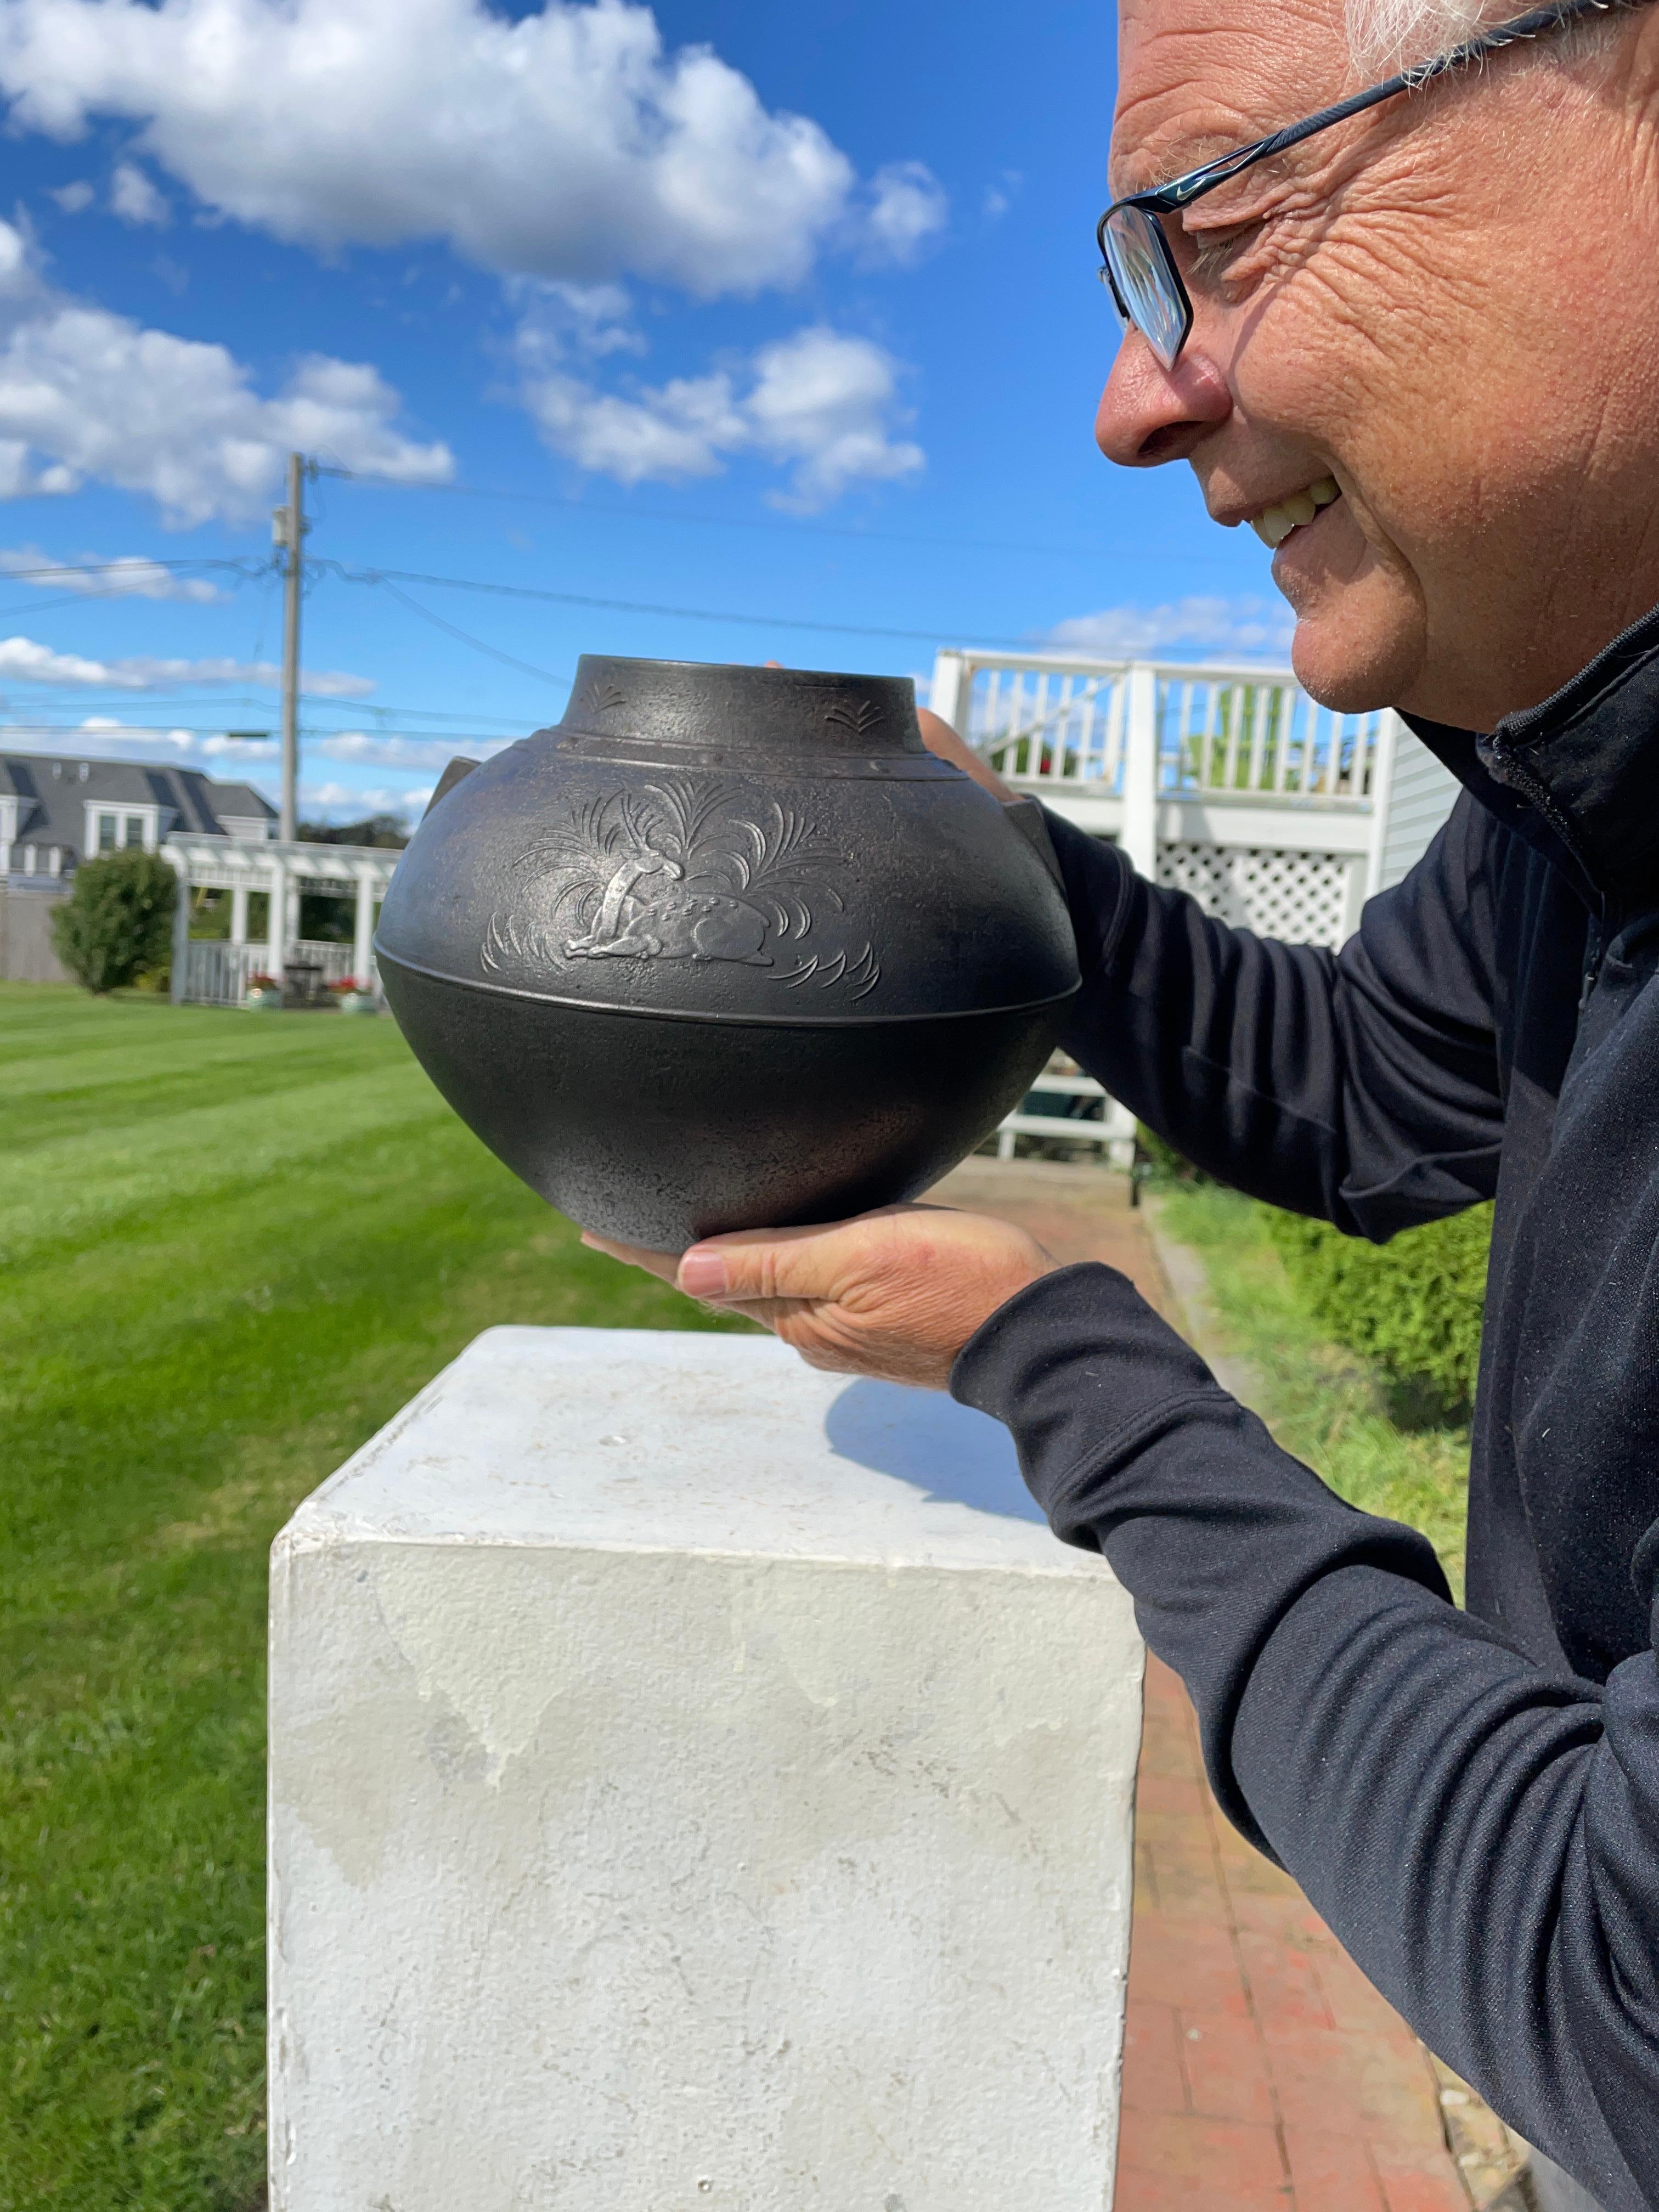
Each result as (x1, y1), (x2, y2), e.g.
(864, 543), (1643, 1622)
(0, 0), (1287, 821)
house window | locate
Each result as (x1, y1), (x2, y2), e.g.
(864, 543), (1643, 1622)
(123, 816), (144, 849)
(22, 844), (36, 873)
(97, 813), (117, 853)
(48, 848), (62, 877)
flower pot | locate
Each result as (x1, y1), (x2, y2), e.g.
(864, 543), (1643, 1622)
(375, 656), (1080, 1251)
(337, 990), (377, 1015)
(246, 986), (283, 1011)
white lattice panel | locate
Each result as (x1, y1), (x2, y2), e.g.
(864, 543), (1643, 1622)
(1156, 842), (1356, 949)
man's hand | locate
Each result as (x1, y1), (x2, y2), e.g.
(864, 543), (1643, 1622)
(916, 706), (1017, 803)
(582, 1205), (1058, 1391)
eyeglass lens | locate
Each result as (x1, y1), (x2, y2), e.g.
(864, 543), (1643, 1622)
(1103, 204), (1188, 370)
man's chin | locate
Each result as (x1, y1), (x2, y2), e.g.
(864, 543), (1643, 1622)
(1285, 595), (1425, 718)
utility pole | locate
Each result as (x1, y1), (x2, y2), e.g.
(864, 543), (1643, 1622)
(273, 453), (311, 844)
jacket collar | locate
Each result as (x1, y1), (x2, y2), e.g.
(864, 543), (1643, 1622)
(1404, 599), (1659, 915)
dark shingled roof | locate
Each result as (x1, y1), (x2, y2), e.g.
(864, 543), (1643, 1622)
(0, 752), (276, 868)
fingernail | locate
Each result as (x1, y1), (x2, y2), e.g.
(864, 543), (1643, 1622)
(678, 1248), (728, 1298)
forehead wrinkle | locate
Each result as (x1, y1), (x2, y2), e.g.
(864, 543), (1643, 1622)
(1111, 0), (1351, 194)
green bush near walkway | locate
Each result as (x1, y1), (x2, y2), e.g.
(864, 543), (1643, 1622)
(0, 985), (743, 2211)
(1262, 1203), (1493, 1419)
(1155, 1181), (1472, 1590)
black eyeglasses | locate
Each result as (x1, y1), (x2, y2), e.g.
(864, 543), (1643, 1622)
(1099, 0), (1644, 368)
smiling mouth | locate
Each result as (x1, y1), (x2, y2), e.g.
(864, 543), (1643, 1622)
(1250, 476), (1342, 550)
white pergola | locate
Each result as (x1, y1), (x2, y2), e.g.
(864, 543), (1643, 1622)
(162, 833), (403, 1005)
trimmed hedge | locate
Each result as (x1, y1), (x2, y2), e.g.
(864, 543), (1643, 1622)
(50, 849), (177, 994)
(1262, 1203), (1493, 1416)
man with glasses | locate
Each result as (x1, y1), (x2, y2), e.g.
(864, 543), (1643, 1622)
(590, 4), (1659, 2204)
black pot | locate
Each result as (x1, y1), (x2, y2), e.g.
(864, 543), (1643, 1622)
(375, 657), (1080, 1250)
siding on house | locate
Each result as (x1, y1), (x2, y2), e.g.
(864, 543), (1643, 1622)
(1379, 727), (1463, 892)
(0, 885), (70, 983)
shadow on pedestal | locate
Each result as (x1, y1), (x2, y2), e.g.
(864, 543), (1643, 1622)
(825, 1378), (1046, 1526)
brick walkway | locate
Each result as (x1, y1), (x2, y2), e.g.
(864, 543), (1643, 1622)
(930, 1160), (1491, 2211)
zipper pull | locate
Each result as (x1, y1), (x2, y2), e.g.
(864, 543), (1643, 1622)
(1580, 918), (1605, 1012)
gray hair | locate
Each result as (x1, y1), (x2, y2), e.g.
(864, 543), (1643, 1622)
(1346, 0), (1626, 71)
(1346, 0), (1486, 71)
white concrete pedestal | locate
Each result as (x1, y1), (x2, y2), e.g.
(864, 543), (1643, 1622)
(269, 1327), (1143, 2210)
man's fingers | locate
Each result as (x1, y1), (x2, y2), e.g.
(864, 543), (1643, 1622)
(580, 1232), (681, 1285)
(675, 1207), (932, 1304)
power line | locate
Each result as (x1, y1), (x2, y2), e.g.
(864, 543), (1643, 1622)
(1, 688), (530, 729)
(323, 558), (1042, 652)
(319, 464), (1169, 566)
(0, 557), (267, 585)
(366, 575), (573, 687)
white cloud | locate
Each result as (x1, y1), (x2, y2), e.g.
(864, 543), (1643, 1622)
(0, 544), (225, 600)
(48, 176), (90, 211)
(1046, 595), (1295, 661)
(0, 0), (943, 295)
(517, 280), (647, 360)
(301, 778), (424, 817)
(312, 730), (510, 773)
(0, 217), (453, 522)
(862, 162), (947, 264)
(523, 322), (923, 509)
(110, 159), (168, 225)
(199, 730), (276, 757)
(0, 631), (375, 691)
(983, 171), (1020, 222)
(0, 715), (218, 755)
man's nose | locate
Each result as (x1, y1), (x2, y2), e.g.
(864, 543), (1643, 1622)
(1095, 336), (1234, 466)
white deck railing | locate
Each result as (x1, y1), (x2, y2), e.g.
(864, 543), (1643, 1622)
(177, 936), (373, 1006)
(931, 651), (1393, 817)
(932, 651), (1409, 1166)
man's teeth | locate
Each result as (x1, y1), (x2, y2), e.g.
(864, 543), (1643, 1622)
(1250, 476), (1342, 549)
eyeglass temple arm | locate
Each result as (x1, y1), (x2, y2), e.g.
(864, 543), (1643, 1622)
(1132, 0), (1634, 215)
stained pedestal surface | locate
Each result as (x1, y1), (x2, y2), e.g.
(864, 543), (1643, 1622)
(268, 1326), (1143, 2210)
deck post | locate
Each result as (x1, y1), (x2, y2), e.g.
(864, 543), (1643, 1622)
(166, 848), (190, 1005)
(1122, 662), (1160, 880)
(351, 868), (375, 989)
(266, 854), (287, 980)
(269, 1328), (1143, 2211)
(1364, 709), (1404, 902)
(928, 647), (968, 735)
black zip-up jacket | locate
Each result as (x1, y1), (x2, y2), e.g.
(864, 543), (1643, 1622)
(950, 609), (1659, 2211)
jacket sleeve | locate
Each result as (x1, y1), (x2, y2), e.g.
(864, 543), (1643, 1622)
(1043, 802), (1506, 1236)
(953, 1266), (1659, 2212)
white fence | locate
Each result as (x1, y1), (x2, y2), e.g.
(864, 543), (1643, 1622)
(935, 652), (1412, 1165)
(177, 937), (368, 1007)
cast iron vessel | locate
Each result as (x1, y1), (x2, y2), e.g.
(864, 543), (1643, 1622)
(375, 656), (1081, 1250)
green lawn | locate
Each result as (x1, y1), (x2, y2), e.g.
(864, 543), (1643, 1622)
(1154, 1181), (1471, 1592)
(0, 986), (740, 2212)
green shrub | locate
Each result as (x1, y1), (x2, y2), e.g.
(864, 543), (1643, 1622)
(50, 849), (177, 994)
(1262, 1202), (1493, 1417)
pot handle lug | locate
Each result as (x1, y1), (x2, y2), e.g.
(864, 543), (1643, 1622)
(1002, 794), (1065, 890)
(424, 755), (483, 819)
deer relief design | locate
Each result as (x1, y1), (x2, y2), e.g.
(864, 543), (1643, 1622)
(481, 781), (879, 989)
